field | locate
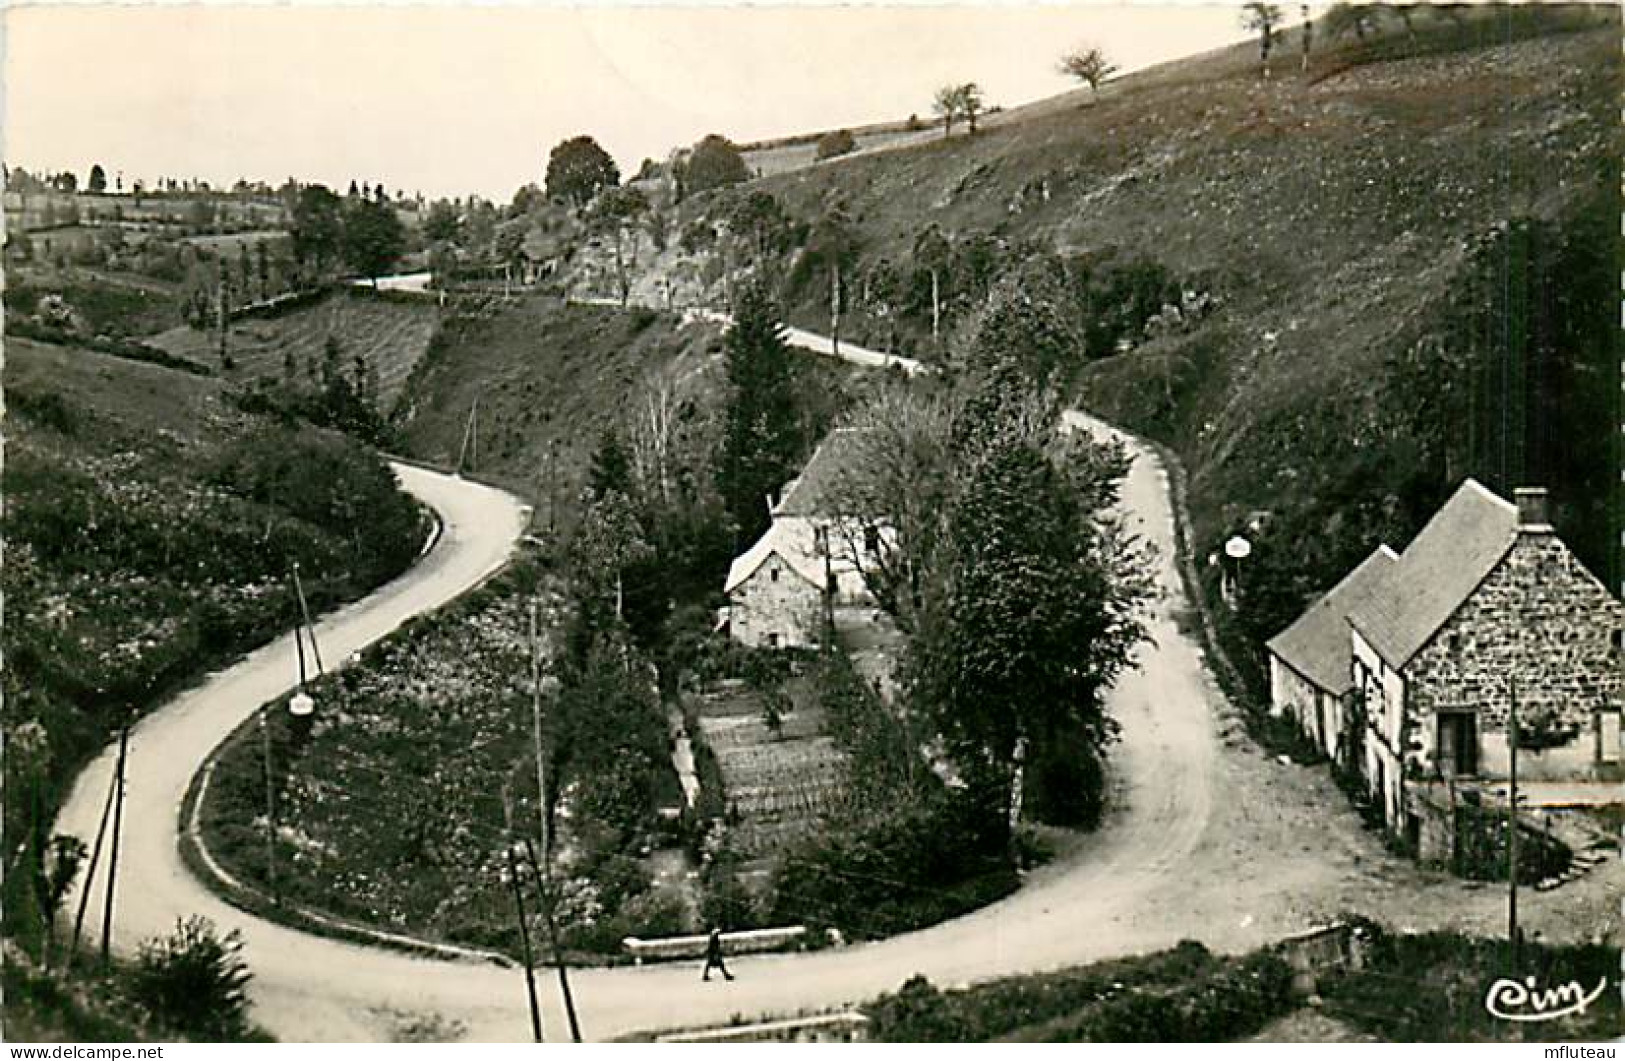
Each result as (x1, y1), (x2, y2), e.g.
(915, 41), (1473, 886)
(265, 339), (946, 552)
(148, 291), (441, 412)
(691, 679), (846, 861)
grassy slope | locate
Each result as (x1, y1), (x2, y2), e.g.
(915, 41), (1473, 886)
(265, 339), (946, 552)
(393, 294), (859, 530)
(3, 338), (422, 1037)
(695, 7), (1618, 671)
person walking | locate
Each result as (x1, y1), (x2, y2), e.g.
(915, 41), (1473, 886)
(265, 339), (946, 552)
(701, 926), (734, 982)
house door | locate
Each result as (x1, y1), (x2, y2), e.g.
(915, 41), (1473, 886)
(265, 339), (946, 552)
(1437, 712), (1478, 776)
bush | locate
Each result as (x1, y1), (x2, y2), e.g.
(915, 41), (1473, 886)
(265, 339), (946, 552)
(816, 130), (857, 161)
(769, 789), (1015, 939)
(131, 917), (253, 1041)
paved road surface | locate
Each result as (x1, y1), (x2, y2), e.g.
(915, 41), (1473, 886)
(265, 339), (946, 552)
(57, 411), (1241, 1042)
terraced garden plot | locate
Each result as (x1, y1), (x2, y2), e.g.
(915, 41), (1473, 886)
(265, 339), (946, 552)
(149, 293), (440, 411)
(694, 682), (847, 860)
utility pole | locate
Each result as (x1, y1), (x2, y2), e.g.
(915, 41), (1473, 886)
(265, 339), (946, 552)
(1506, 675), (1519, 969)
(292, 562), (322, 675)
(546, 440), (560, 537)
(530, 599), (549, 859)
(524, 838), (581, 1043)
(829, 263), (842, 356)
(505, 845), (545, 1043)
(100, 720), (130, 966)
(70, 765), (118, 964)
(525, 608), (582, 1042)
(262, 710), (278, 905)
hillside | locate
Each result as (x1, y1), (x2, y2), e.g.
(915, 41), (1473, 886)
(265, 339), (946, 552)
(596, 5), (1619, 692)
(392, 295), (861, 533)
(2, 338), (424, 1034)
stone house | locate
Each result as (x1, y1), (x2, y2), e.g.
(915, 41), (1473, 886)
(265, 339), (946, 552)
(725, 428), (885, 649)
(1268, 480), (1624, 861)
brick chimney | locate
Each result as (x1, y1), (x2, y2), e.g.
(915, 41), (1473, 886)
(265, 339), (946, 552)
(1514, 487), (1551, 530)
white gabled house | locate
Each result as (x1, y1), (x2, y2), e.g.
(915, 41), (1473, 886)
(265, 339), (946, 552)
(724, 428), (888, 649)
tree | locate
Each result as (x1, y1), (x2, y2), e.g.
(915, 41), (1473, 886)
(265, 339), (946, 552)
(1242, 2), (1286, 74)
(680, 134), (750, 195)
(826, 388), (954, 630)
(589, 185), (649, 307)
(932, 85), (962, 138)
(717, 282), (801, 546)
(87, 164), (107, 193)
(816, 129), (857, 160)
(587, 426), (634, 500)
(34, 835), (85, 964)
(967, 264), (1082, 386)
(912, 225), (954, 347)
(132, 917), (254, 1040)
(727, 191), (790, 266)
(571, 488), (653, 623)
(1059, 45), (1118, 97)
(907, 370), (1151, 830)
(291, 184), (344, 274)
(340, 197), (406, 283)
(423, 199), (460, 243)
(1325, 2), (1381, 41)
(801, 204), (860, 354)
(958, 83), (986, 135)
(545, 135), (619, 207)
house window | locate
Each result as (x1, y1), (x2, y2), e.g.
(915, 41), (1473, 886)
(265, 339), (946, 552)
(770, 566), (780, 583)
(766, 632), (780, 649)
(864, 526), (881, 555)
(1436, 712), (1478, 776)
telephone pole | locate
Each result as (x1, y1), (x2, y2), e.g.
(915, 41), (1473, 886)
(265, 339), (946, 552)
(525, 838), (581, 1043)
(99, 720), (131, 966)
(1506, 675), (1520, 968)
(262, 710), (278, 905)
(292, 563), (323, 676)
(70, 764), (118, 963)
(505, 845), (545, 1043)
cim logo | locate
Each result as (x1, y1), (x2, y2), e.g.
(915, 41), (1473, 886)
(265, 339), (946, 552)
(1484, 976), (1610, 1023)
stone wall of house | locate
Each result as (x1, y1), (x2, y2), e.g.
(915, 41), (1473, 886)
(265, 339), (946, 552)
(1406, 530), (1625, 763)
(729, 552), (823, 649)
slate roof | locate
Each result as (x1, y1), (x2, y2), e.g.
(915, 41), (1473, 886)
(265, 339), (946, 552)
(774, 428), (872, 518)
(1267, 545), (1399, 694)
(1349, 479), (1519, 669)
(724, 520), (826, 595)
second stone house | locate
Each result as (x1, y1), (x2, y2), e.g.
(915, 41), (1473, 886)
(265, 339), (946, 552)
(1268, 480), (1624, 862)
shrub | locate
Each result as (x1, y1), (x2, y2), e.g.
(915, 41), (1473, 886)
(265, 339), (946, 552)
(131, 917), (253, 1041)
(816, 130), (857, 161)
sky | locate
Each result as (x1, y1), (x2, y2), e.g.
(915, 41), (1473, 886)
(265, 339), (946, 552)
(4, 3), (1267, 202)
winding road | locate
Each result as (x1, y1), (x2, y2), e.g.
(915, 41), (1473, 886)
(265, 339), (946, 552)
(53, 334), (1274, 1042)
